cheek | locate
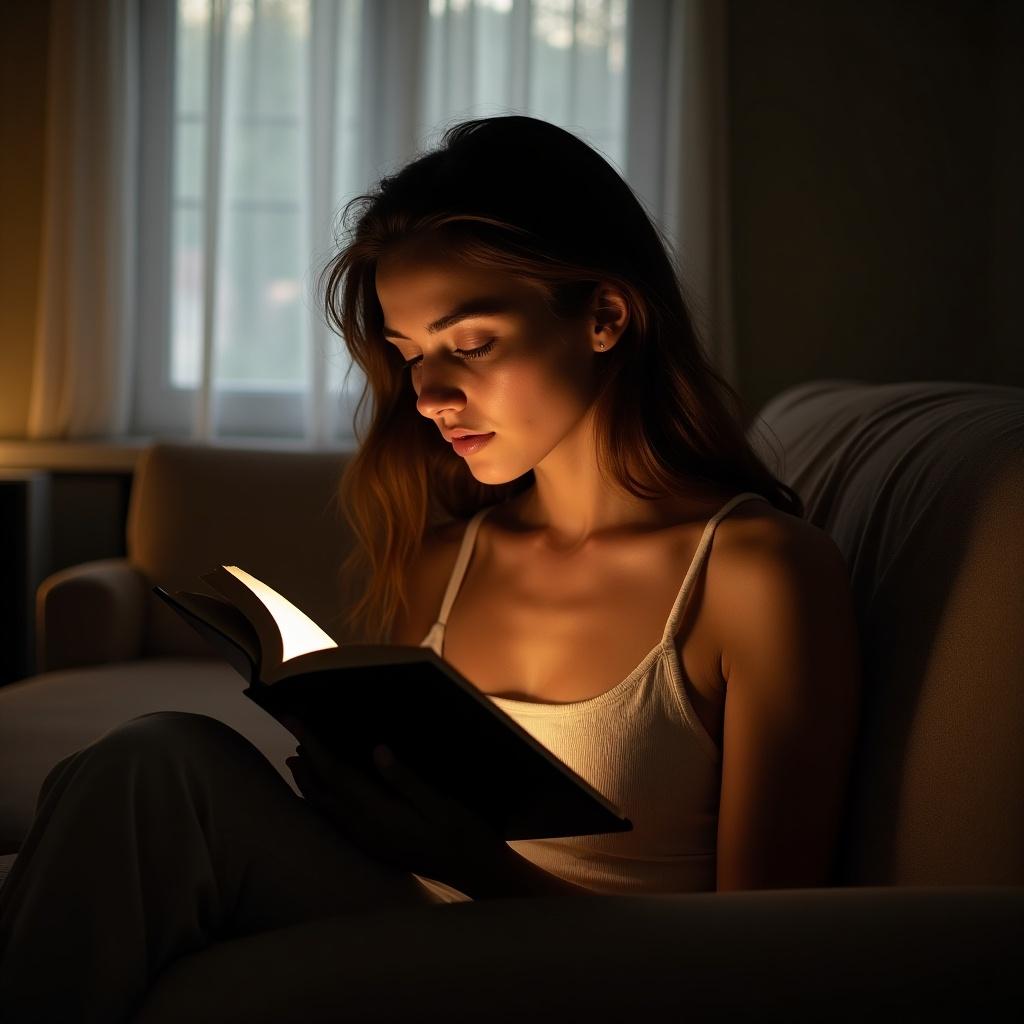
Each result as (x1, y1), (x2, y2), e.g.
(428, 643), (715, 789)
(490, 360), (591, 435)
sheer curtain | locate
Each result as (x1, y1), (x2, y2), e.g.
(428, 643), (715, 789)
(26, 0), (140, 440)
(27, 0), (733, 445)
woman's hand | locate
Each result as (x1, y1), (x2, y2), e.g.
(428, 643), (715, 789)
(283, 725), (512, 898)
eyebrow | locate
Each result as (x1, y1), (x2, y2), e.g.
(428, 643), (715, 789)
(381, 296), (517, 340)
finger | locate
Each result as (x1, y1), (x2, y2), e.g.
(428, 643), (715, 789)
(299, 732), (388, 793)
(295, 735), (440, 847)
(294, 743), (407, 824)
(289, 753), (416, 863)
(295, 729), (347, 775)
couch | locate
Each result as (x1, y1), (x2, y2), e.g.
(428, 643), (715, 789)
(1, 378), (1022, 1022)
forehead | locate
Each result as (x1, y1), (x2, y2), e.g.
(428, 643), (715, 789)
(374, 245), (542, 325)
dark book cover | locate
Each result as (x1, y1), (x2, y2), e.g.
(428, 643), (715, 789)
(153, 565), (632, 842)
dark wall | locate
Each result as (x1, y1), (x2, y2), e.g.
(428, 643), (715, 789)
(0, 472), (131, 686)
(728, 0), (1023, 415)
(990, 0), (1024, 375)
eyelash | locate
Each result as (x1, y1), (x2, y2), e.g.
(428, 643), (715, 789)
(402, 338), (497, 371)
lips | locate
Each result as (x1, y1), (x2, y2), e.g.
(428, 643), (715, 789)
(444, 428), (491, 442)
(450, 432), (496, 456)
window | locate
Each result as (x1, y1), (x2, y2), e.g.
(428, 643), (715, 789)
(135, 0), (633, 444)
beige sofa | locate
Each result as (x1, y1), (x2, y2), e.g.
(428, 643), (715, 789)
(1, 379), (1021, 1021)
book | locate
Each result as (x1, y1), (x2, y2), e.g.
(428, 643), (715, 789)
(152, 565), (632, 842)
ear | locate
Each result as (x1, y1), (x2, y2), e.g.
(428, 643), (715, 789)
(589, 283), (629, 352)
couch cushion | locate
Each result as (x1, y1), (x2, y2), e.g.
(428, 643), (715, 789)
(125, 443), (363, 659)
(752, 379), (1024, 886)
(132, 885), (1024, 1023)
(0, 658), (299, 855)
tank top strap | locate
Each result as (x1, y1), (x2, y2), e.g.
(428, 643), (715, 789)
(435, 504), (497, 628)
(660, 492), (768, 647)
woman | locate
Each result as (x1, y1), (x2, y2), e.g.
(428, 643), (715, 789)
(0, 115), (861, 1021)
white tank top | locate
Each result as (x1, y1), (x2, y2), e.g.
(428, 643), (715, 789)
(417, 492), (767, 899)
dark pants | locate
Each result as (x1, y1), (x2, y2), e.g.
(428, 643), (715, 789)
(0, 711), (465, 1023)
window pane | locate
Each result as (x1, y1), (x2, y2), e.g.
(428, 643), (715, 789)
(225, 120), (304, 204)
(332, 0), (364, 195)
(167, 0), (629, 435)
(421, 0), (628, 168)
(531, 0), (574, 123)
(174, 117), (205, 201)
(474, 0), (512, 111)
(170, 204), (204, 388)
(562, 0), (629, 170)
(215, 206), (307, 388)
(176, 0), (210, 116)
(216, 0), (309, 389)
(229, 0), (309, 119)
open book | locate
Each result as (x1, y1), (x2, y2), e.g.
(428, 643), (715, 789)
(152, 566), (632, 842)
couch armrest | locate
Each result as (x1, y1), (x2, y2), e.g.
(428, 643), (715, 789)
(35, 558), (148, 673)
(133, 885), (1023, 1023)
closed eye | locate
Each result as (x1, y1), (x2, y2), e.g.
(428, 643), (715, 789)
(403, 338), (497, 371)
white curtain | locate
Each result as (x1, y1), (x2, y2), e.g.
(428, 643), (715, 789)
(27, 0), (734, 444)
(27, 0), (140, 439)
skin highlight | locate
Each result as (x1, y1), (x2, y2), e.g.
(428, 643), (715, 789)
(375, 243), (722, 552)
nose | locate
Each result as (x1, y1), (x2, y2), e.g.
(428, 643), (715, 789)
(415, 366), (467, 422)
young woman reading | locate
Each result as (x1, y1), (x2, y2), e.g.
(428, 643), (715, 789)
(0, 115), (862, 1021)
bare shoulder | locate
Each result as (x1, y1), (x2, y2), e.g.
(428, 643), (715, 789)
(705, 500), (858, 679)
(713, 500), (848, 574)
(708, 502), (863, 890)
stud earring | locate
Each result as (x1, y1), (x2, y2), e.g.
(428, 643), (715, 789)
(598, 341), (605, 349)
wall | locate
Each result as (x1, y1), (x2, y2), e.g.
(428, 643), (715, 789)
(990, 0), (1024, 376)
(0, 470), (131, 686)
(0, 1), (49, 439)
(728, 0), (1023, 416)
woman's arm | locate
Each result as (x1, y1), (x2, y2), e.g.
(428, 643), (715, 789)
(711, 521), (863, 892)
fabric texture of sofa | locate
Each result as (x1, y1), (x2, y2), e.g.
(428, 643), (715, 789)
(0, 378), (1022, 1022)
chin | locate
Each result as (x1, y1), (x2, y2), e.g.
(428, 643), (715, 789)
(465, 464), (523, 486)
(461, 449), (535, 487)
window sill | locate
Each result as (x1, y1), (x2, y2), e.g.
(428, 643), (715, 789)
(0, 436), (353, 473)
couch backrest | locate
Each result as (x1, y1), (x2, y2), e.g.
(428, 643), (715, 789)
(129, 379), (1024, 890)
(752, 379), (1024, 887)
(127, 442), (365, 659)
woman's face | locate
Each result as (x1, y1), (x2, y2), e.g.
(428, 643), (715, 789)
(375, 246), (612, 486)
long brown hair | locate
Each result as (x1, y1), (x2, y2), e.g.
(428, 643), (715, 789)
(319, 115), (802, 643)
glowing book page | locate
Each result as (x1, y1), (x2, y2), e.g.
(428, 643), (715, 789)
(223, 565), (338, 663)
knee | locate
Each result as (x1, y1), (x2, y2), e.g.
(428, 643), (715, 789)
(36, 713), (246, 810)
(86, 711), (255, 768)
